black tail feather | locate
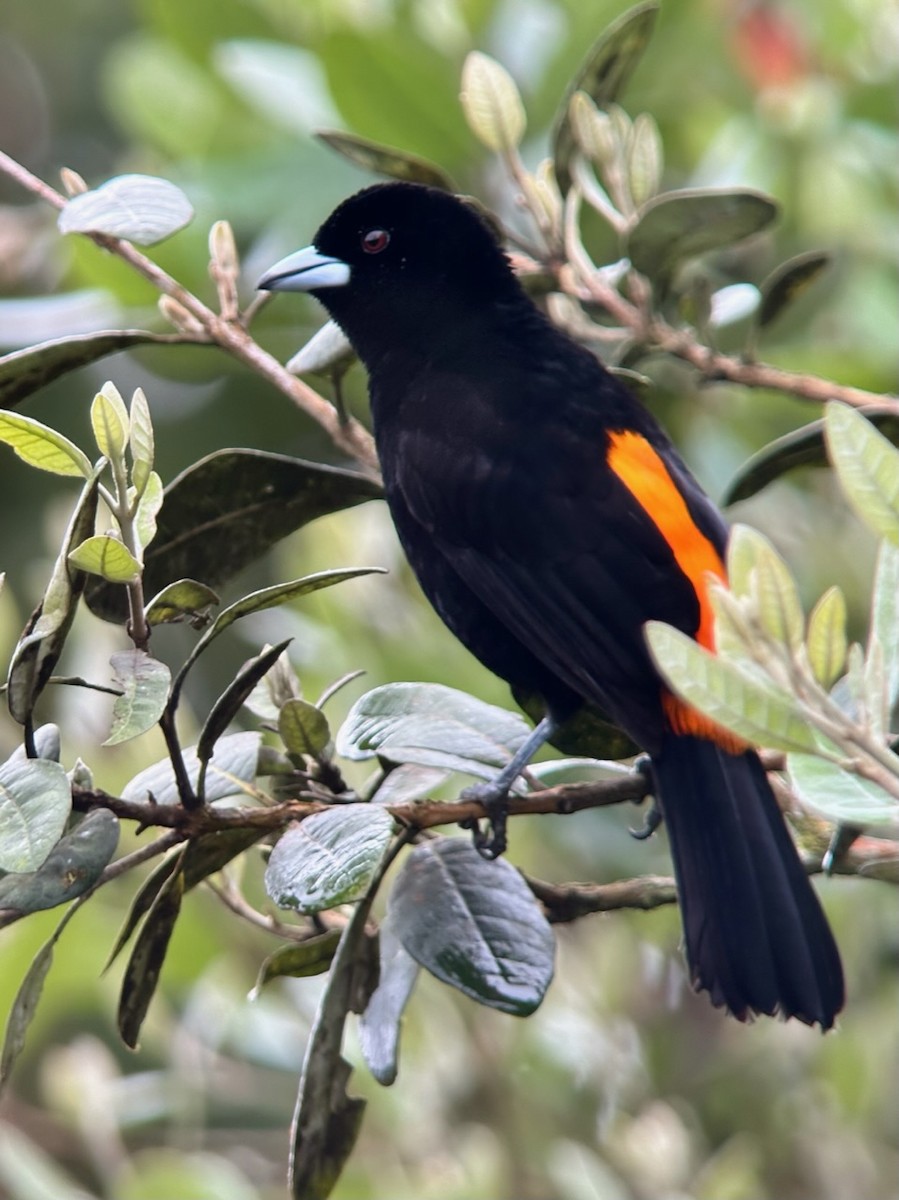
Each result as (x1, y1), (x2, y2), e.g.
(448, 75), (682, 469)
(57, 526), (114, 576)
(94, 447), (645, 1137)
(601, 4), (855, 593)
(653, 734), (845, 1029)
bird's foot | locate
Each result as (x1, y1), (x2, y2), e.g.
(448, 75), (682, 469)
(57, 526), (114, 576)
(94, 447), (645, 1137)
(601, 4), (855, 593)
(629, 755), (662, 840)
(460, 780), (509, 860)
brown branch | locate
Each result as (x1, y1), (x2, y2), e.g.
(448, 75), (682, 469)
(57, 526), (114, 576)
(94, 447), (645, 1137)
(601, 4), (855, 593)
(0, 150), (379, 477)
(527, 873), (678, 922)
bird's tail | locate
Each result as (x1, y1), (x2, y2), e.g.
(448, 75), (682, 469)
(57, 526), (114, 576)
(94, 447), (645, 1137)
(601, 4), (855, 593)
(653, 733), (844, 1029)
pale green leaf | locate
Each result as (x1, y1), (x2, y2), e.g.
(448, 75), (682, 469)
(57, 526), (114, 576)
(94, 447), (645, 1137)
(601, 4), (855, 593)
(279, 699), (331, 761)
(90, 382), (129, 461)
(789, 751), (899, 828)
(133, 470), (163, 554)
(0, 758), (71, 873)
(726, 524), (804, 651)
(144, 578), (219, 627)
(626, 112), (662, 207)
(67, 534), (140, 583)
(104, 649), (171, 746)
(129, 386), (154, 494)
(0, 411), (92, 478)
(805, 586), (847, 688)
(460, 51), (526, 153)
(645, 621), (819, 753)
(825, 402), (899, 544)
(58, 173), (194, 246)
(869, 539), (899, 720)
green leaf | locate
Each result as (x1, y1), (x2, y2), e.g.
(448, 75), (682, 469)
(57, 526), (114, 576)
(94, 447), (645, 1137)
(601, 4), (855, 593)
(806, 587), (848, 689)
(868, 540), (899, 722)
(264, 805), (394, 914)
(244, 645), (301, 722)
(757, 250), (830, 330)
(86, 449), (382, 622)
(722, 409), (899, 505)
(68, 534), (141, 583)
(789, 752), (899, 828)
(0, 810), (119, 917)
(825, 402), (899, 544)
(133, 471), (163, 554)
(196, 640), (292, 778)
(626, 112), (663, 207)
(0, 331), (187, 412)
(644, 621), (820, 753)
(279, 699), (331, 761)
(90, 381), (129, 462)
(144, 579), (219, 627)
(122, 730), (262, 805)
(460, 51), (526, 153)
(0, 411), (92, 478)
(314, 130), (455, 191)
(370, 763), (450, 806)
(104, 650), (171, 746)
(128, 386), (155, 495)
(0, 758), (71, 873)
(390, 837), (555, 1016)
(627, 188), (779, 285)
(118, 859), (185, 1049)
(286, 320), (356, 379)
(552, 1), (659, 190)
(726, 524), (804, 651)
(250, 931), (343, 996)
(358, 915), (419, 1086)
(336, 682), (535, 786)
(58, 173), (194, 246)
(7, 473), (100, 725)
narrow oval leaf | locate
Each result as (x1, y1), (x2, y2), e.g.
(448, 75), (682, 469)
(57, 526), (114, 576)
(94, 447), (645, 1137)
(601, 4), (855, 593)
(0, 411), (92, 478)
(644, 620), (820, 753)
(758, 250), (830, 330)
(144, 578), (219, 627)
(90, 382), (129, 461)
(315, 130), (455, 191)
(279, 699), (331, 760)
(789, 751), (899, 829)
(7, 473), (99, 726)
(0, 758), (71, 873)
(118, 863), (185, 1049)
(86, 449), (383, 622)
(250, 930), (343, 997)
(552, 1), (659, 189)
(806, 586), (848, 689)
(358, 916), (419, 1086)
(286, 320), (356, 378)
(196, 640), (292, 773)
(727, 524), (804, 651)
(460, 51), (526, 153)
(0, 331), (187, 412)
(825, 403), (899, 544)
(58, 174), (194, 246)
(104, 649), (171, 746)
(722, 409), (899, 505)
(122, 730), (262, 805)
(264, 805), (394, 914)
(389, 837), (555, 1015)
(869, 540), (899, 721)
(336, 682), (533, 785)
(129, 386), (155, 494)
(134, 471), (163, 554)
(627, 188), (778, 284)
(68, 534), (140, 583)
(626, 112), (662, 207)
(0, 810), (119, 916)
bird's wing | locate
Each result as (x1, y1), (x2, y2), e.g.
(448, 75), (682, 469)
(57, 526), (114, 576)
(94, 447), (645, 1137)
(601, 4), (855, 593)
(391, 418), (729, 743)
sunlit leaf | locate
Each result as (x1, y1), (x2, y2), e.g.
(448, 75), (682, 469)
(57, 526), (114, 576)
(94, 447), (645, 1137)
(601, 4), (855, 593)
(645, 621), (819, 753)
(265, 805), (394, 914)
(0, 758), (71, 874)
(552, 1), (659, 190)
(144, 579), (219, 627)
(805, 587), (848, 689)
(128, 386), (155, 495)
(90, 381), (129, 462)
(104, 650), (171, 746)
(460, 51), (526, 153)
(390, 837), (555, 1015)
(0, 411), (92, 478)
(627, 188), (778, 284)
(789, 751), (899, 828)
(315, 130), (455, 191)
(727, 524), (804, 651)
(825, 402), (899, 544)
(133, 471), (163, 554)
(58, 173), (194, 246)
(68, 534), (141, 583)
(869, 540), (899, 721)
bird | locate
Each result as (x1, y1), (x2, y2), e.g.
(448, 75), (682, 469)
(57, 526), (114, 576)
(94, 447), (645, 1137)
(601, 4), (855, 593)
(258, 181), (844, 1029)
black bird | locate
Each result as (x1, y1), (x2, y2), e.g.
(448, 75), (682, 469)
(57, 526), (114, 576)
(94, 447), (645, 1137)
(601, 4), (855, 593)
(258, 182), (844, 1028)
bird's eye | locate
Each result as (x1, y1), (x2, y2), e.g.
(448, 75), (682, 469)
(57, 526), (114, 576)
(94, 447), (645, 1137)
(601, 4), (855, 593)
(361, 228), (390, 254)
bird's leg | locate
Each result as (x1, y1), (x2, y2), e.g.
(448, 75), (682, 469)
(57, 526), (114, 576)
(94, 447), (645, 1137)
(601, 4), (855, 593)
(460, 715), (556, 860)
(629, 754), (663, 840)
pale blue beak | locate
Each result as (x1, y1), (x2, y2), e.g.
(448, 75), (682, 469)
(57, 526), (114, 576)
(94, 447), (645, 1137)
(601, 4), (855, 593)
(257, 246), (350, 293)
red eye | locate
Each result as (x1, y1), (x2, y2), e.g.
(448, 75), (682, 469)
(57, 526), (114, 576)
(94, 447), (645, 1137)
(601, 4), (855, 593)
(361, 228), (390, 254)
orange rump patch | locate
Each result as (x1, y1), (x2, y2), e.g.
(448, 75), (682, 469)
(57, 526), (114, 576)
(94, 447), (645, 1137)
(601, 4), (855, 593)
(607, 429), (748, 754)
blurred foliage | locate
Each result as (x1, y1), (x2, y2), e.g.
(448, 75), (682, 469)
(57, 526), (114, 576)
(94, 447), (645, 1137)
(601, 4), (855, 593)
(0, 0), (897, 1198)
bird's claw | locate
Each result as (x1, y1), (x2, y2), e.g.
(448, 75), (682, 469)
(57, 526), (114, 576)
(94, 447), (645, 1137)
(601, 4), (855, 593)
(460, 781), (509, 860)
(630, 796), (662, 840)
